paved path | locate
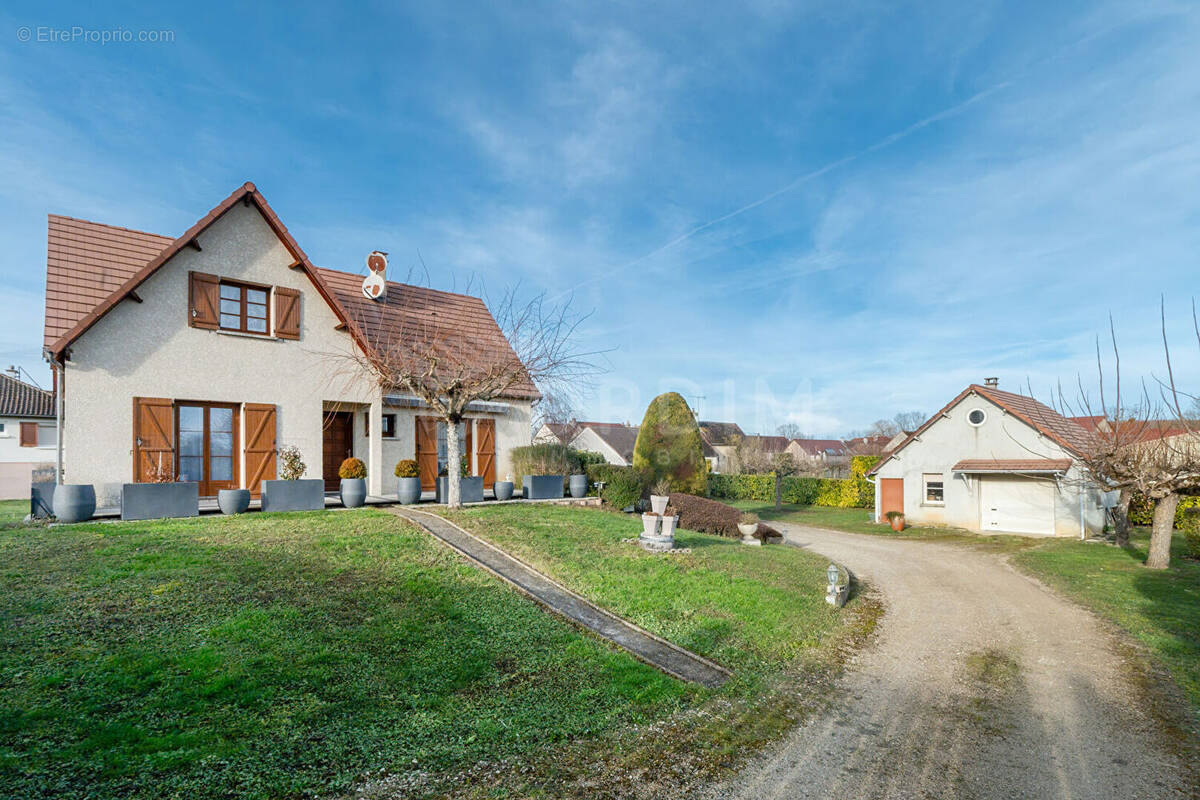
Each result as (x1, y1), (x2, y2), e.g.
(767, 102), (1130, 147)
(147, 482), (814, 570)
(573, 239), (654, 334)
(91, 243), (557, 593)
(387, 507), (730, 688)
(717, 523), (1196, 800)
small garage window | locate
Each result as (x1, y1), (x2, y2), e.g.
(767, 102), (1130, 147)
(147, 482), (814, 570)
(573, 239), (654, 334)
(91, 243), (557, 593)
(923, 473), (944, 505)
(967, 408), (987, 426)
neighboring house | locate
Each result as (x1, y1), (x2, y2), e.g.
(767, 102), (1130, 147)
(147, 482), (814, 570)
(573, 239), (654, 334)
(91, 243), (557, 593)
(569, 422), (639, 466)
(844, 434), (897, 456)
(0, 370), (56, 500)
(42, 182), (536, 506)
(698, 420), (745, 472)
(786, 438), (850, 476)
(867, 383), (1107, 537)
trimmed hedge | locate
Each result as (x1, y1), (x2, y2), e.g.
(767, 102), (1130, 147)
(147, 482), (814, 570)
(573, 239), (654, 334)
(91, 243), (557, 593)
(632, 392), (707, 495)
(1181, 508), (1200, 560)
(585, 463), (645, 510)
(708, 473), (874, 509)
(1128, 492), (1200, 527)
(668, 493), (782, 542)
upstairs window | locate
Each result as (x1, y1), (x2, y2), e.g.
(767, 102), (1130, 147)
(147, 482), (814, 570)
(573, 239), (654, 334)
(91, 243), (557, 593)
(219, 281), (270, 334)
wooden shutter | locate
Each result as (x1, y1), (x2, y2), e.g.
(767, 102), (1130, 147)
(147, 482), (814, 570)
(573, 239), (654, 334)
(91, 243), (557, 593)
(244, 403), (277, 495)
(415, 416), (438, 491)
(475, 418), (496, 489)
(19, 421), (38, 448)
(189, 271), (219, 329)
(133, 397), (174, 481)
(274, 287), (301, 340)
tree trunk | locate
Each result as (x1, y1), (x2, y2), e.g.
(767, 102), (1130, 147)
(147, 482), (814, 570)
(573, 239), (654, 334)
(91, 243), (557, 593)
(1145, 492), (1178, 570)
(774, 472), (783, 510)
(1113, 488), (1131, 547)
(445, 418), (462, 509)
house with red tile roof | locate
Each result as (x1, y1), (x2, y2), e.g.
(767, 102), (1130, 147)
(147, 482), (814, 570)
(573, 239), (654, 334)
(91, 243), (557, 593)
(0, 370), (56, 499)
(41, 182), (536, 505)
(532, 419), (639, 466)
(785, 438), (850, 476)
(867, 383), (1109, 537)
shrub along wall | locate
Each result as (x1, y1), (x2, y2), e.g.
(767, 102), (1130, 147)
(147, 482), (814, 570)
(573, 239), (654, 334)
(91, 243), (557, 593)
(1128, 492), (1200, 527)
(708, 473), (875, 509)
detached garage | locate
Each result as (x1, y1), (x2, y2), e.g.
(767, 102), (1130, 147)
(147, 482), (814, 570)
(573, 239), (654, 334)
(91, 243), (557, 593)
(868, 383), (1106, 538)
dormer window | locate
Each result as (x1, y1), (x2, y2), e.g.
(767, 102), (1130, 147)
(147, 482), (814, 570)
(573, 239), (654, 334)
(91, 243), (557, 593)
(219, 281), (270, 334)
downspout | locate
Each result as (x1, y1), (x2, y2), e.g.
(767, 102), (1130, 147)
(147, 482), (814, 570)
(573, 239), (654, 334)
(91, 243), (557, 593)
(864, 473), (877, 522)
(55, 359), (64, 485)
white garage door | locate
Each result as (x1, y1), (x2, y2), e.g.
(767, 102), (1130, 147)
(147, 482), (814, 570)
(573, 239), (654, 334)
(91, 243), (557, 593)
(980, 477), (1055, 535)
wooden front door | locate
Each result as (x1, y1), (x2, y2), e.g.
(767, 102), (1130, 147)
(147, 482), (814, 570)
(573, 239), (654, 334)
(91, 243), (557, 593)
(880, 478), (904, 519)
(323, 412), (354, 492)
(415, 416), (438, 490)
(475, 418), (496, 489)
(176, 402), (239, 497)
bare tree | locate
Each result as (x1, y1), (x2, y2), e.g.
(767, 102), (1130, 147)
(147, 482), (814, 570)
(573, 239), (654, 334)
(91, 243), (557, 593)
(776, 422), (808, 439)
(532, 390), (579, 439)
(1058, 308), (1199, 568)
(893, 410), (925, 432)
(342, 282), (601, 508)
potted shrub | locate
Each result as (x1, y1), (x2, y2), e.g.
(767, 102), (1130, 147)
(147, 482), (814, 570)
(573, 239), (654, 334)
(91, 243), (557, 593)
(885, 510), (905, 532)
(737, 511), (761, 546)
(121, 459), (198, 521)
(649, 478), (670, 515)
(218, 487), (251, 515)
(568, 472), (588, 499)
(52, 482), (96, 524)
(395, 459), (422, 504)
(437, 455), (484, 504)
(494, 474), (514, 502)
(339, 457), (367, 508)
(261, 445), (326, 512)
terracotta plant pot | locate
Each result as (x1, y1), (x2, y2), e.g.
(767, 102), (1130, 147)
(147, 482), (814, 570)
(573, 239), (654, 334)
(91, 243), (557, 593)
(889, 514), (905, 532)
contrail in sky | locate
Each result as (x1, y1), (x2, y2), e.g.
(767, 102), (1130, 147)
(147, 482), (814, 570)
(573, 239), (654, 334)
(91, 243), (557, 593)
(551, 79), (1012, 300)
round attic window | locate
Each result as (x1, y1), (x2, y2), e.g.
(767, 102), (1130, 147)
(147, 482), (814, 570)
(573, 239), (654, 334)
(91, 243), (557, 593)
(967, 408), (987, 426)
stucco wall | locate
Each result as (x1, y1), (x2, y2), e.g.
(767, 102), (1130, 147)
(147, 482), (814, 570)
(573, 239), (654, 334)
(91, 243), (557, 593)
(873, 391), (1105, 537)
(569, 427), (625, 465)
(62, 203), (379, 504)
(60, 202), (534, 504)
(0, 416), (56, 465)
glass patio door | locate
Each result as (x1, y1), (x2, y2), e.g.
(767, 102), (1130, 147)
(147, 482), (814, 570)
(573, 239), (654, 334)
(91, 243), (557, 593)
(177, 403), (239, 496)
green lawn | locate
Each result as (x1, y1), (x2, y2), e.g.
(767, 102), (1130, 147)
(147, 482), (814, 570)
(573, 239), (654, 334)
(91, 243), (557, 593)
(442, 503), (878, 786)
(1013, 532), (1200, 718)
(0, 499), (27, 526)
(731, 500), (1200, 725)
(0, 509), (692, 799)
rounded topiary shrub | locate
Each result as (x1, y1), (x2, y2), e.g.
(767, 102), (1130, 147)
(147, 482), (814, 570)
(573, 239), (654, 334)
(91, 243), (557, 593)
(338, 457), (367, 479)
(632, 392), (707, 495)
(394, 459), (419, 478)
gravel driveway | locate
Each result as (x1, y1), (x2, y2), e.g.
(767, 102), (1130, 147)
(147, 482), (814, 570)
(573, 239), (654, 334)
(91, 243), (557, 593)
(716, 524), (1196, 799)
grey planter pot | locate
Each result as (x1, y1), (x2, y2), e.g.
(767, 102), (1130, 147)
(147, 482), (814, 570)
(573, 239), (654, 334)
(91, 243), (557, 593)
(340, 478), (367, 508)
(218, 488), (251, 515)
(261, 479), (325, 512)
(31, 481), (55, 519)
(493, 480), (514, 501)
(121, 482), (199, 521)
(437, 476), (484, 504)
(568, 474), (588, 499)
(396, 476), (422, 504)
(52, 483), (95, 524)
(523, 475), (564, 500)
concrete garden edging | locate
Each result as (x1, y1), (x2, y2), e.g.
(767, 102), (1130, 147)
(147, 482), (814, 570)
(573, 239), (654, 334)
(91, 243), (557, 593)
(389, 506), (730, 688)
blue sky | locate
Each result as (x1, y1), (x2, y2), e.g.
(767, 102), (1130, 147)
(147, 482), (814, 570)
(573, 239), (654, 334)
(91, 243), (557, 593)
(2, 1), (1198, 435)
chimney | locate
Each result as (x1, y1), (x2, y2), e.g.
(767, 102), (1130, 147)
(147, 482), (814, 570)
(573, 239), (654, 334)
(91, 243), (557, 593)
(5, 365), (19, 379)
(984, 377), (999, 388)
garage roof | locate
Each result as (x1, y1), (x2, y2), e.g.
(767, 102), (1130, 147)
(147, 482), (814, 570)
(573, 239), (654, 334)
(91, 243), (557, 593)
(952, 459), (1072, 474)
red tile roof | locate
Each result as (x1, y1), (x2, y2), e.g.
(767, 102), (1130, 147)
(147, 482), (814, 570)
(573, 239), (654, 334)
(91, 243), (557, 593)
(742, 434), (791, 453)
(42, 184), (537, 400)
(698, 421), (744, 446)
(952, 459), (1073, 473)
(789, 438), (848, 456)
(44, 216), (173, 347)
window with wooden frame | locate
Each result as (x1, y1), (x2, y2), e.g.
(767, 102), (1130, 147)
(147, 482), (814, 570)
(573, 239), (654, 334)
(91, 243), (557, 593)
(364, 413), (398, 438)
(218, 281), (270, 334)
(923, 473), (945, 505)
